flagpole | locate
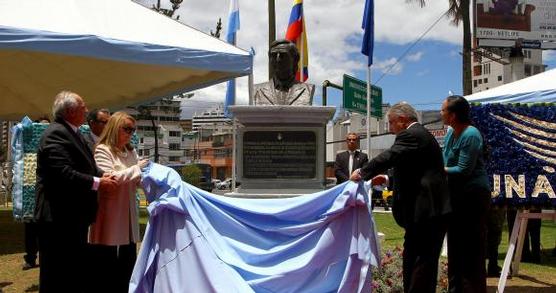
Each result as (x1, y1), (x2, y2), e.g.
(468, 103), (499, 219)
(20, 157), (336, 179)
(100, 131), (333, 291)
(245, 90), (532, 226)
(366, 65), (372, 160)
(299, 33), (304, 82)
(248, 72), (254, 105)
(232, 118), (237, 193)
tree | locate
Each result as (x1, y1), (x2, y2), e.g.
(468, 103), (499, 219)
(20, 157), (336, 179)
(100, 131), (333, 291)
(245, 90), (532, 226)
(180, 164), (202, 187)
(411, 0), (472, 95)
(210, 18), (223, 39)
(152, 0), (183, 20)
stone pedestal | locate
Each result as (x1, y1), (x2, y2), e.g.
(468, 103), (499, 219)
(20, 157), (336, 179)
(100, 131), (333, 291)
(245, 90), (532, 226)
(227, 105), (335, 197)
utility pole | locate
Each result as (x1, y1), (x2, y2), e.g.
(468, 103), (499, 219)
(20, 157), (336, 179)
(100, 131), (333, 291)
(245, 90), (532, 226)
(268, 0), (276, 79)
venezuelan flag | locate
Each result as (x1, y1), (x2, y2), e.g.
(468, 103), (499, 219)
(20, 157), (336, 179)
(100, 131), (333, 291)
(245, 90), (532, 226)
(285, 0), (308, 82)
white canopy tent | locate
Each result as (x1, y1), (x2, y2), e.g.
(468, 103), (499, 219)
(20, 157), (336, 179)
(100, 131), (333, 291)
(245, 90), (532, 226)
(0, 0), (252, 120)
(466, 68), (556, 103)
(466, 67), (556, 293)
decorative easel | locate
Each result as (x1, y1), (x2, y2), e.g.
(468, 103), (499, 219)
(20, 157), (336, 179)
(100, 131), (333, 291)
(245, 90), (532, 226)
(497, 209), (556, 293)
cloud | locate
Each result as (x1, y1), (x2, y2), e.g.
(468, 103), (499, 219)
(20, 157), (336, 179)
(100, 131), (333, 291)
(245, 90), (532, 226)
(134, 0), (462, 114)
(373, 58), (404, 76)
(406, 51), (424, 62)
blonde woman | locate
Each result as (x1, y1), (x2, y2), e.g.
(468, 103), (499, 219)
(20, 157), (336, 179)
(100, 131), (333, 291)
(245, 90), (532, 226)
(89, 111), (148, 292)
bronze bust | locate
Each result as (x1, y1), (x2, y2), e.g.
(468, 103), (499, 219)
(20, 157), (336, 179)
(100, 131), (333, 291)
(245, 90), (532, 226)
(253, 40), (315, 106)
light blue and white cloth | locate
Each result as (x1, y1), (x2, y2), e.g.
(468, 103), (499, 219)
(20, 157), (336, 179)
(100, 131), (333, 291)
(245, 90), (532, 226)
(130, 163), (380, 293)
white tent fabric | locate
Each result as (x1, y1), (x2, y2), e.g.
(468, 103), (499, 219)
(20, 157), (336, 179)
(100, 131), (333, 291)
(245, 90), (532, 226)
(466, 68), (556, 104)
(0, 0), (252, 120)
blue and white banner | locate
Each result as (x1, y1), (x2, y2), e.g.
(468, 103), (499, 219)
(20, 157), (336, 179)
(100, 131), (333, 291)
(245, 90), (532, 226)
(130, 163), (380, 292)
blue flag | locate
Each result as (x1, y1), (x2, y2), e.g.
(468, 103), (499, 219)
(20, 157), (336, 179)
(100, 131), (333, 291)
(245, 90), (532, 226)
(224, 0), (240, 118)
(361, 0), (374, 66)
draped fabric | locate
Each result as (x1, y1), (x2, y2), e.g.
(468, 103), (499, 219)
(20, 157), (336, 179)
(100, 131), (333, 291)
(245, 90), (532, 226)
(130, 163), (380, 293)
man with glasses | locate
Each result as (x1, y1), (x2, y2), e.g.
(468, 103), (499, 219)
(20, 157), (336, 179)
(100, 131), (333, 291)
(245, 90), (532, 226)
(84, 108), (110, 151)
(334, 133), (368, 184)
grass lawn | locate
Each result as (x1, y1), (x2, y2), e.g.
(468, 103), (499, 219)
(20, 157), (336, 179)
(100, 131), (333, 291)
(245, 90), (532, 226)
(373, 212), (556, 293)
(1, 207), (554, 292)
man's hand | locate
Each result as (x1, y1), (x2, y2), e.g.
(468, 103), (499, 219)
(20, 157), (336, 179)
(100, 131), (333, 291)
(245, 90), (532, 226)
(350, 169), (362, 182)
(98, 173), (117, 193)
(371, 174), (388, 186)
(138, 159), (149, 169)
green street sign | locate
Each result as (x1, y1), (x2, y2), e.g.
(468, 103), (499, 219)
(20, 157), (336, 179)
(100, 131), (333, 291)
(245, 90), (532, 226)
(342, 74), (382, 118)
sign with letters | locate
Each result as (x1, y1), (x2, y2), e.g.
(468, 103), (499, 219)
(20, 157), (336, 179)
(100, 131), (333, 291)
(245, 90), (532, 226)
(343, 74), (382, 118)
(472, 104), (556, 206)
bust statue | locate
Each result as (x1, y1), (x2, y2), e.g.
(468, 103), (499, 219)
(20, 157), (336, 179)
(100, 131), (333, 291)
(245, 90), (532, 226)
(253, 39), (315, 106)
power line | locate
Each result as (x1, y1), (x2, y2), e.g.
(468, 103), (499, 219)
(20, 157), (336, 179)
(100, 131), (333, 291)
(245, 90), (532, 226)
(374, 10), (448, 85)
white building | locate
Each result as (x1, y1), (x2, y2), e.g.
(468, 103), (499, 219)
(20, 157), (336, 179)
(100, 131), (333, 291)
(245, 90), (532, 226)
(124, 99), (185, 164)
(472, 47), (545, 93)
(192, 105), (232, 132)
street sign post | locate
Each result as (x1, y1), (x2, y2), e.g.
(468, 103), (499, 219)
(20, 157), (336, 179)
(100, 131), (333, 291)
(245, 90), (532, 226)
(342, 74), (382, 118)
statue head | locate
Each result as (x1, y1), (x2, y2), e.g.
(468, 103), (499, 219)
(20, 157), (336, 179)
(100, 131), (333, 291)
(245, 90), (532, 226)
(269, 39), (299, 84)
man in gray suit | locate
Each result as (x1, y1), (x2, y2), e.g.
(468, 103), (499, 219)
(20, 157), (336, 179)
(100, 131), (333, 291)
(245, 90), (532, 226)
(253, 39), (314, 106)
(83, 108), (110, 151)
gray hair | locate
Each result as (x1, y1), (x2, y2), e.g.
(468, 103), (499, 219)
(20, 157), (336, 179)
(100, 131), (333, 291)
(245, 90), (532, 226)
(52, 91), (80, 120)
(387, 102), (418, 122)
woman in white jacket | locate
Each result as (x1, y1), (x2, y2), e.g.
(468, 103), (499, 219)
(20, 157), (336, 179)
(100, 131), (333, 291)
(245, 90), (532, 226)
(89, 111), (148, 292)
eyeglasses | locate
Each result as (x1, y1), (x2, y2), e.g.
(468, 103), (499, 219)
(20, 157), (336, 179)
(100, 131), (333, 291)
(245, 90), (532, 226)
(122, 126), (136, 134)
(347, 139), (357, 142)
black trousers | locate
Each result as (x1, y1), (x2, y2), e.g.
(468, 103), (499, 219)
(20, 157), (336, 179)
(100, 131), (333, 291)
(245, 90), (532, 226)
(24, 221), (39, 265)
(403, 218), (447, 293)
(89, 243), (137, 293)
(37, 221), (90, 293)
(486, 206), (505, 268)
(448, 189), (489, 293)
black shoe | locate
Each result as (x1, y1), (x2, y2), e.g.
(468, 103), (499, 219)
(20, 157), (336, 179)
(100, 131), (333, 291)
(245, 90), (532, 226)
(22, 262), (38, 270)
(522, 253), (541, 264)
(487, 264), (501, 277)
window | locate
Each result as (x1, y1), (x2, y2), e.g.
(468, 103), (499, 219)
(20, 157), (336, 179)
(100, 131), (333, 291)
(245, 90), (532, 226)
(144, 149), (150, 156)
(525, 64), (532, 76)
(478, 79), (482, 84)
(498, 75), (502, 81)
(169, 143), (180, 150)
(483, 78), (488, 83)
(138, 150), (143, 156)
(169, 156), (181, 162)
(473, 65), (482, 76)
(169, 131), (181, 137)
(140, 137), (144, 143)
(483, 63), (491, 75)
(473, 80), (478, 87)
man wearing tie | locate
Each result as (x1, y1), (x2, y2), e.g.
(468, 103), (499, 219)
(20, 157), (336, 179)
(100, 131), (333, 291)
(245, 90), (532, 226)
(35, 91), (117, 293)
(334, 133), (368, 184)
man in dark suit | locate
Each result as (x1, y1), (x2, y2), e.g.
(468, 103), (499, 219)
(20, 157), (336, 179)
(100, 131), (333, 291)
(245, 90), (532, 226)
(334, 132), (368, 184)
(35, 91), (117, 293)
(83, 108), (110, 151)
(351, 102), (451, 293)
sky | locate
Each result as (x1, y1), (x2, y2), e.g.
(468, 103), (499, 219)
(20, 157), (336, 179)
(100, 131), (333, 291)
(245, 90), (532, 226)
(135, 0), (556, 118)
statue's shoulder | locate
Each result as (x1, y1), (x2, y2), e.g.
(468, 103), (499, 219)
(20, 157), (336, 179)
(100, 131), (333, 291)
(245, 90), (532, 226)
(291, 82), (315, 96)
(254, 81), (272, 92)
(292, 82), (315, 90)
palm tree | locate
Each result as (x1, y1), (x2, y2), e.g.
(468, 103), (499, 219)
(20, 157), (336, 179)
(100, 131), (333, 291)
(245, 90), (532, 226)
(411, 0), (472, 95)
